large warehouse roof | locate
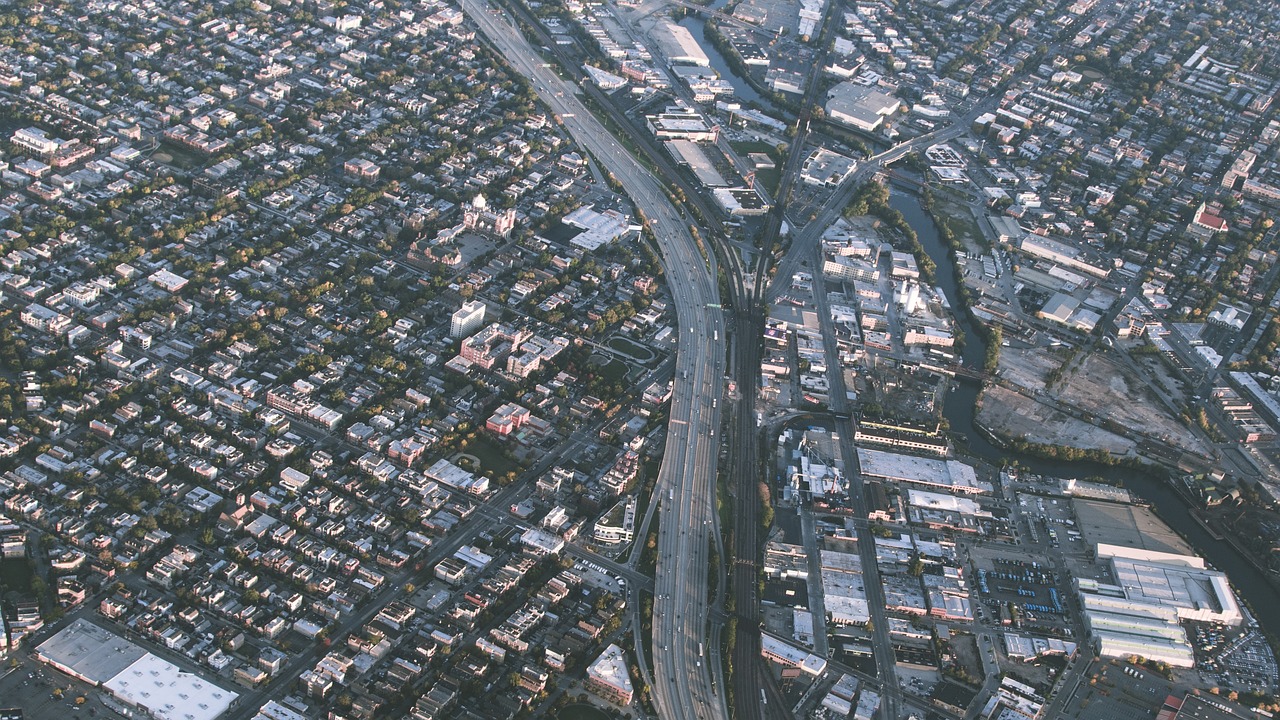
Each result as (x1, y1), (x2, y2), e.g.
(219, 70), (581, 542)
(36, 618), (148, 685)
(105, 653), (237, 720)
(856, 448), (992, 494)
(652, 20), (710, 66)
(37, 619), (238, 720)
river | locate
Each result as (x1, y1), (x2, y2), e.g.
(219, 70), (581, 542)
(889, 184), (1280, 640)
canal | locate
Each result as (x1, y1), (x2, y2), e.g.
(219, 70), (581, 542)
(889, 184), (1280, 640)
(677, 14), (769, 108)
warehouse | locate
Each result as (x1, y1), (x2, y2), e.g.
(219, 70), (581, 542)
(651, 20), (710, 66)
(1076, 544), (1244, 667)
(856, 448), (992, 494)
(37, 619), (238, 720)
(825, 82), (901, 132)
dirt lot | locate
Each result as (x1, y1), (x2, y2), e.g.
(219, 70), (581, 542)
(1054, 352), (1206, 455)
(996, 345), (1065, 392)
(976, 385), (1135, 454)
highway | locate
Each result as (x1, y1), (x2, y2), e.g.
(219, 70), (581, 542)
(455, 2), (729, 719)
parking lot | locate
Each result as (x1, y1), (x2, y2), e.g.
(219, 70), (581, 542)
(1056, 659), (1174, 720)
(969, 549), (1073, 635)
(0, 656), (119, 718)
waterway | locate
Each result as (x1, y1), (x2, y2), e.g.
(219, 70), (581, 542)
(677, 15), (768, 108)
(889, 184), (1280, 640)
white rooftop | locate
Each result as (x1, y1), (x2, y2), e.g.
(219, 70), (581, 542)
(857, 448), (991, 493)
(586, 643), (634, 695)
(908, 488), (982, 515)
(104, 653), (237, 720)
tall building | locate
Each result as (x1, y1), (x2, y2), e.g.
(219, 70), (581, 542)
(450, 301), (486, 339)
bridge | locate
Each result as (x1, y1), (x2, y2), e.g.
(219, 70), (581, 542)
(918, 361), (991, 383)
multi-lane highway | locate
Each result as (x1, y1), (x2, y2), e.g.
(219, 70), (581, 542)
(455, 2), (728, 719)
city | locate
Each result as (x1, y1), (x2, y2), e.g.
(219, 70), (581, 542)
(0, 0), (1278, 718)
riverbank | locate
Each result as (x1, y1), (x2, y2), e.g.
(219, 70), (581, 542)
(888, 182), (1280, 644)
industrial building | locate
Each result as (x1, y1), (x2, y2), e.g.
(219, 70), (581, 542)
(1018, 234), (1111, 278)
(760, 632), (828, 676)
(713, 187), (770, 216)
(1076, 544), (1244, 667)
(826, 82), (901, 132)
(650, 20), (710, 66)
(563, 205), (632, 251)
(36, 619), (238, 720)
(856, 448), (993, 494)
(645, 105), (718, 142)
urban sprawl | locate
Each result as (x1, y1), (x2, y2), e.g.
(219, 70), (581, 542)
(0, 0), (1279, 719)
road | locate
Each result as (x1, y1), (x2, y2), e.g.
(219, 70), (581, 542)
(802, 227), (905, 718)
(455, 2), (729, 719)
(766, 112), (991, 303)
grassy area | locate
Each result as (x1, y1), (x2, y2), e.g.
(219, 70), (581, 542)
(598, 358), (629, 383)
(466, 434), (521, 477)
(0, 558), (33, 595)
(932, 195), (988, 250)
(607, 336), (656, 362)
(154, 141), (207, 170)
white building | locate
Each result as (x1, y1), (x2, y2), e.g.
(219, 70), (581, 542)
(651, 20), (710, 66)
(826, 83), (901, 132)
(1077, 544), (1244, 668)
(451, 300), (487, 339)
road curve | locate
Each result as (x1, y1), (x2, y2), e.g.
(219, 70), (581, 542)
(455, 2), (728, 719)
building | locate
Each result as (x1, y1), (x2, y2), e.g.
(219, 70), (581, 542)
(1076, 544), (1244, 667)
(826, 83), (901, 132)
(463, 194), (516, 237)
(564, 205), (631, 251)
(593, 497), (637, 545)
(1158, 692), (1265, 720)
(856, 448), (993, 494)
(1018, 235), (1110, 278)
(713, 187), (770, 216)
(823, 255), (880, 282)
(518, 527), (565, 556)
(646, 106), (718, 142)
(459, 323), (532, 370)
(801, 148), (857, 187)
(585, 644), (634, 705)
(760, 632), (827, 675)
(651, 20), (710, 66)
(37, 620), (237, 720)
(450, 300), (487, 339)
(486, 403), (531, 435)
(343, 158), (380, 181)
(12, 127), (62, 156)
(20, 304), (71, 334)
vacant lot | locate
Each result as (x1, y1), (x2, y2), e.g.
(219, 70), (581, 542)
(977, 386), (1134, 455)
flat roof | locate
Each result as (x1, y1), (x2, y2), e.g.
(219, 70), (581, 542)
(907, 488), (981, 514)
(856, 448), (991, 493)
(666, 139), (727, 187)
(37, 618), (148, 685)
(1072, 499), (1191, 556)
(104, 653), (238, 720)
(38, 620), (238, 720)
(586, 643), (633, 694)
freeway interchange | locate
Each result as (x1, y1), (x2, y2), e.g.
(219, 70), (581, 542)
(458, 2), (999, 719)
